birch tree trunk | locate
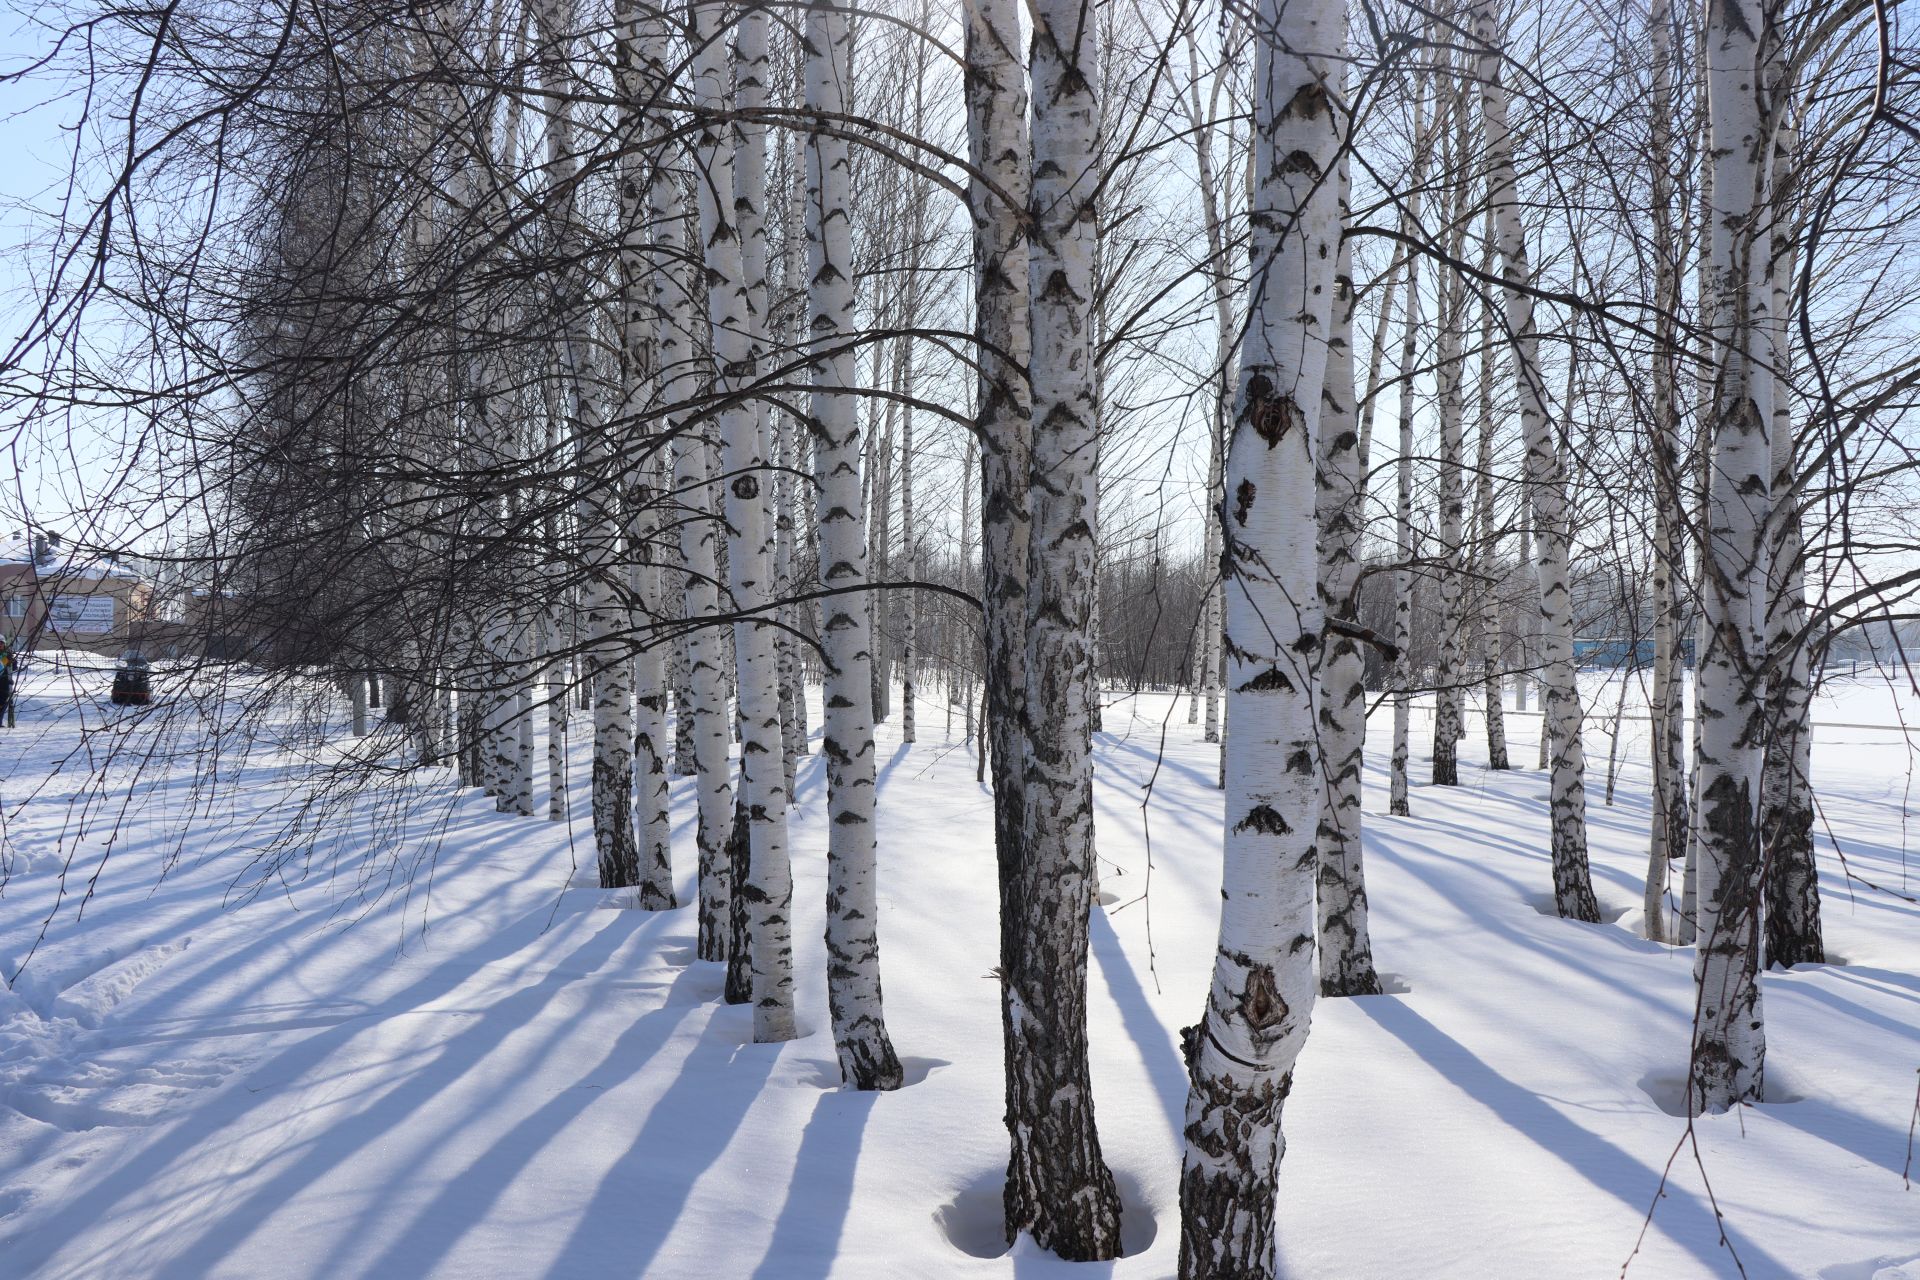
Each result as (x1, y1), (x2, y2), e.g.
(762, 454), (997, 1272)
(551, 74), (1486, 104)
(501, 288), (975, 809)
(900, 379), (918, 746)
(532, 0), (639, 890)
(869, 383), (896, 725)
(692, 0), (798, 1041)
(509, 623), (536, 816)
(1473, 0), (1601, 922)
(1314, 148), (1380, 999)
(672, 638), (697, 775)
(1690, 0), (1773, 1113)
(1760, 110), (1821, 969)
(1180, 29), (1234, 750)
(658, 144), (735, 962)
(803, 0), (904, 1088)
(1644, 0), (1687, 943)
(1430, 96), (1472, 789)
(1003, 0), (1121, 1256)
(546, 609), (569, 820)
(1178, 0), (1340, 1271)
(1473, 233), (1510, 772)
(1386, 75), (1432, 818)
(1389, 276), (1419, 815)
(615, 0), (674, 908)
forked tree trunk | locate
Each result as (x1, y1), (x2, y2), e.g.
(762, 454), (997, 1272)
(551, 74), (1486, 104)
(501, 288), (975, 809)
(1003, 0), (1122, 1257)
(692, 0), (796, 1041)
(1690, 0), (1773, 1113)
(1474, 0), (1600, 922)
(1178, 0), (1340, 1273)
(803, 0), (904, 1090)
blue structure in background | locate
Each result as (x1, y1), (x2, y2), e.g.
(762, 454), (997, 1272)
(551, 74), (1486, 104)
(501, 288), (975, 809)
(1572, 637), (1657, 669)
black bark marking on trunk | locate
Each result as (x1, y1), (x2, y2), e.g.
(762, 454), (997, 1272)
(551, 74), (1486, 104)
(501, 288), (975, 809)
(1234, 804), (1292, 836)
(724, 800), (753, 1004)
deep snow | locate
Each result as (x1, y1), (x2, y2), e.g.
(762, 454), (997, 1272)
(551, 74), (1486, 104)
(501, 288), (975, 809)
(1, 657), (1917, 1278)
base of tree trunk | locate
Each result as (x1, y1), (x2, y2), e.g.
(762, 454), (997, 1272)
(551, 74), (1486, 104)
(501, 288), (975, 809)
(724, 801), (753, 1005)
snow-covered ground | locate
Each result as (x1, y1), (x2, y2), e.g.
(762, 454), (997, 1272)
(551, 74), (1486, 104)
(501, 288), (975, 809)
(2, 660), (1918, 1278)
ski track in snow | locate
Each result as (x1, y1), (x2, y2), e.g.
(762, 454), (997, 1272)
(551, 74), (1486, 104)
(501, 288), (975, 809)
(0, 667), (1917, 1277)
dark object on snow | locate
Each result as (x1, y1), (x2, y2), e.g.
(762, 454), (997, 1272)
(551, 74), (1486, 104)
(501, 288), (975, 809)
(111, 651), (152, 706)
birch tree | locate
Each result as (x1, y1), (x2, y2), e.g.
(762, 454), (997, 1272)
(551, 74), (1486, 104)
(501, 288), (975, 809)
(1643, 0), (1688, 943)
(1178, 0), (1340, 1271)
(1314, 142), (1380, 999)
(691, 0), (801, 1036)
(803, 0), (904, 1090)
(1760, 99), (1822, 969)
(1473, 0), (1601, 922)
(1689, 0), (1774, 1112)
(531, 0), (641, 892)
(1002, 0), (1122, 1255)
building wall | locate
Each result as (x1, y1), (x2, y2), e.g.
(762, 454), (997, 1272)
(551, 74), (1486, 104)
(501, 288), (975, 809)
(0, 563), (154, 655)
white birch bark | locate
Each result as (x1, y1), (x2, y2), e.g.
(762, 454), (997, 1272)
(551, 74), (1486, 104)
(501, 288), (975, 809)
(1760, 108), (1821, 969)
(692, 0), (797, 1041)
(545, 609), (569, 821)
(1474, 0), (1600, 921)
(1314, 146), (1380, 999)
(1004, 0), (1121, 1256)
(1644, 0), (1687, 941)
(1178, 0), (1339, 1271)
(531, 0), (639, 887)
(1473, 231), (1510, 772)
(773, 403), (802, 800)
(1690, 0), (1773, 1112)
(614, 0), (676, 906)
(671, 634), (698, 776)
(1181, 28), (1233, 749)
(961, 0), (1052, 1251)
(1388, 273), (1419, 816)
(900, 390), (917, 746)
(509, 621), (536, 816)
(1386, 75), (1433, 818)
(960, 434), (978, 745)
(803, 0), (904, 1087)
(657, 157), (735, 959)
(1430, 76), (1472, 788)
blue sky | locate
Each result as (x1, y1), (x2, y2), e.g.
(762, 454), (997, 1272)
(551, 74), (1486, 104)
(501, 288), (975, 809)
(1, 5), (145, 550)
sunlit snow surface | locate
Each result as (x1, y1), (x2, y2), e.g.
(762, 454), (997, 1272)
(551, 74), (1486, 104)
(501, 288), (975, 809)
(2, 658), (1918, 1278)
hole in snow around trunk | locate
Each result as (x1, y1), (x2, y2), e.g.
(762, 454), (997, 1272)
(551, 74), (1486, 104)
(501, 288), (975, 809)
(1635, 1066), (1807, 1117)
(933, 1169), (1158, 1260)
(788, 1055), (952, 1091)
(1524, 892), (1631, 925)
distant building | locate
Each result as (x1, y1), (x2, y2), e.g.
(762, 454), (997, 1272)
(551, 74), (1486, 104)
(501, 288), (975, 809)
(0, 531), (156, 655)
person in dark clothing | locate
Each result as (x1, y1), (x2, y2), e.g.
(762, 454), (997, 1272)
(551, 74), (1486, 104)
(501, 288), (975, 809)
(0, 641), (16, 728)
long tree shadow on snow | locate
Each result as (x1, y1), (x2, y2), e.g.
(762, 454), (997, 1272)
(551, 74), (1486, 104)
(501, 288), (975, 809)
(747, 1086), (878, 1280)
(339, 962), (717, 1279)
(1351, 998), (1792, 1276)
(7, 890), (649, 1278)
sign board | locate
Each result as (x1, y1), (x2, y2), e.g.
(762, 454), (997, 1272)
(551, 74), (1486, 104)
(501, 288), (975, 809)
(47, 593), (116, 634)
